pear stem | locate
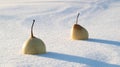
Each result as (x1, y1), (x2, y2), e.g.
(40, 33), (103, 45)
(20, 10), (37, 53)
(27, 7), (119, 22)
(31, 20), (35, 38)
(76, 13), (80, 24)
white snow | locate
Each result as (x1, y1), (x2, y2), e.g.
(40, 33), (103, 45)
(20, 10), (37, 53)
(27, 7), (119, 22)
(0, 0), (120, 67)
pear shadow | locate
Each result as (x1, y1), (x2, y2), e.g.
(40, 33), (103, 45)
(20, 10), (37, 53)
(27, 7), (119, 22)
(86, 38), (120, 46)
(37, 52), (120, 67)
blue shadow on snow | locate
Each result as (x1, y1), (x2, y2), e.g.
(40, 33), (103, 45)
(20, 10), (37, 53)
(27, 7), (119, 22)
(87, 38), (120, 46)
(37, 52), (120, 67)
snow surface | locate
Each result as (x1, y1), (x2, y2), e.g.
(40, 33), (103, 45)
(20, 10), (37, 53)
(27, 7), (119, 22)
(0, 0), (120, 67)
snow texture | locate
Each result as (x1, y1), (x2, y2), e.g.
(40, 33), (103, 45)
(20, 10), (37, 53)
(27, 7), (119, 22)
(0, 0), (120, 67)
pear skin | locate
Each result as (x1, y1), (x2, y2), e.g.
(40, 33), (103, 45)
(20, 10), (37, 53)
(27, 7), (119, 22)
(71, 13), (89, 40)
(71, 24), (88, 40)
(22, 37), (46, 54)
(22, 20), (46, 54)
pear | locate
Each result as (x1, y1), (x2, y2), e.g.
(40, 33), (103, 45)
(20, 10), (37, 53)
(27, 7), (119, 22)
(22, 20), (46, 54)
(71, 13), (89, 40)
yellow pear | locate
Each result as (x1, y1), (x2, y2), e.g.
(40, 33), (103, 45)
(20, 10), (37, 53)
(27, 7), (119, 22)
(71, 13), (89, 40)
(22, 20), (46, 54)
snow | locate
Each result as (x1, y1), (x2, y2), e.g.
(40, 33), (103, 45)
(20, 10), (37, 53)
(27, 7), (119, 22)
(0, 0), (120, 67)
